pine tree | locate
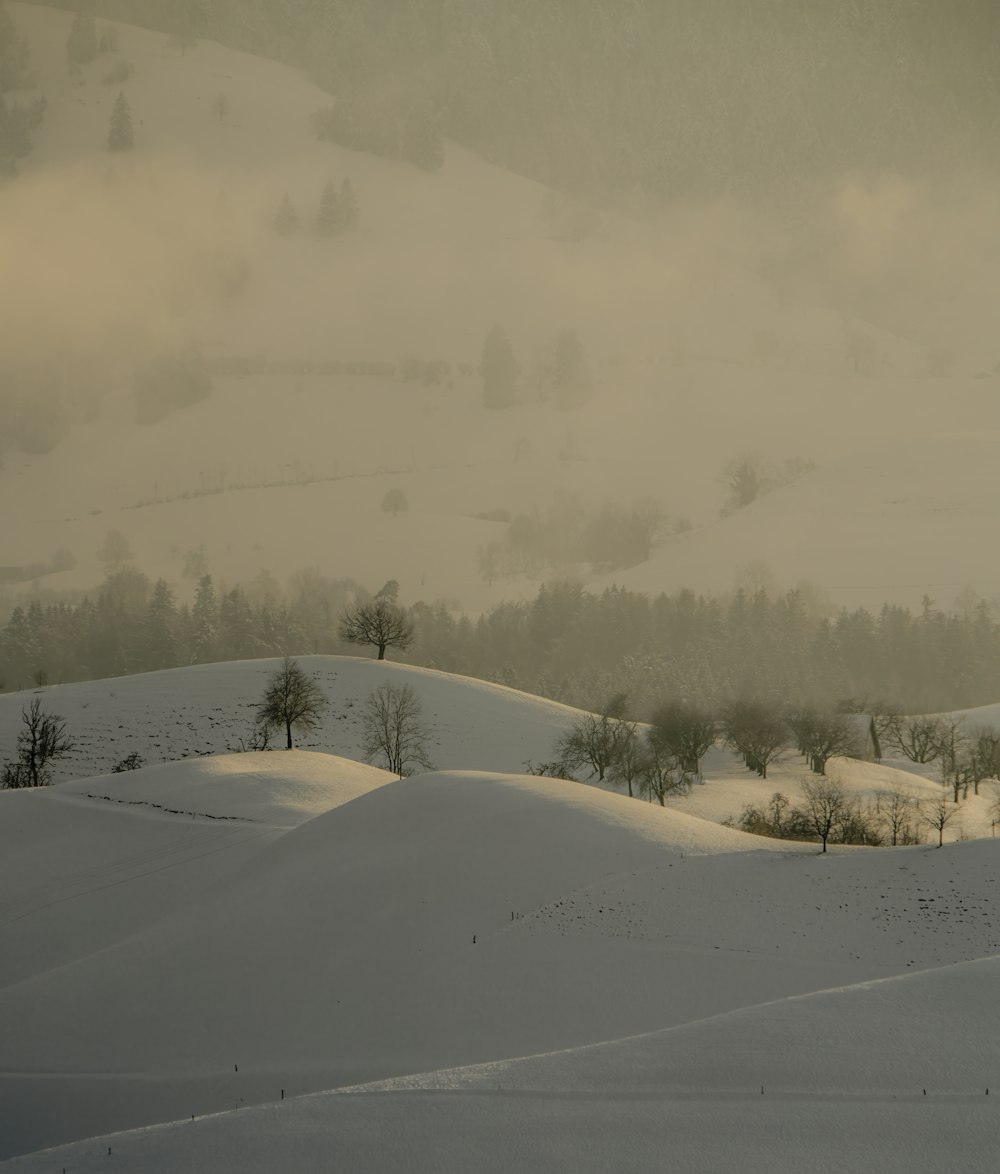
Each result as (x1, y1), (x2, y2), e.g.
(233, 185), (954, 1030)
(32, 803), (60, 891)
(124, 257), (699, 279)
(273, 193), (299, 235)
(480, 324), (519, 409)
(191, 574), (218, 663)
(66, 9), (98, 66)
(0, 1), (29, 92)
(316, 179), (340, 235)
(107, 90), (134, 151)
(339, 177), (358, 230)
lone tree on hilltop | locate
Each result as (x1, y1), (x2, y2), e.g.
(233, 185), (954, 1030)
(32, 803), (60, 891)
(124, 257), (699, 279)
(339, 599), (414, 660)
(362, 681), (433, 777)
(107, 90), (133, 151)
(2, 697), (74, 788)
(256, 656), (325, 749)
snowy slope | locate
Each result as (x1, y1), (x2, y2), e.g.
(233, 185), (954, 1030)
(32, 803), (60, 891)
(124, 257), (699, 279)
(2, 766), (998, 1163)
(4, 5), (998, 613)
(0, 656), (584, 782)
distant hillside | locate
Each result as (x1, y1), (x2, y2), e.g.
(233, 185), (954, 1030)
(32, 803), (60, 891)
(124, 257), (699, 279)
(18, 0), (1000, 203)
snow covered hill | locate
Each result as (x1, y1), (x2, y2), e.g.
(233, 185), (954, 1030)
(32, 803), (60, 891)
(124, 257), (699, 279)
(2, 757), (999, 1165)
(1, 656), (998, 1164)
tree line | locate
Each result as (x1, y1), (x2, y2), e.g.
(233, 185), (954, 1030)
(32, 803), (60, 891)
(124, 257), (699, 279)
(5, 572), (1000, 717)
(26, 0), (1000, 204)
(546, 695), (1000, 849)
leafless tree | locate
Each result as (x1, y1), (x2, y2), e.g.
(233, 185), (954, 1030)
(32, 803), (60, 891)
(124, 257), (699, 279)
(361, 681), (433, 777)
(875, 785), (918, 846)
(722, 699), (788, 779)
(607, 718), (642, 797)
(255, 656), (325, 749)
(339, 599), (414, 660)
(884, 715), (942, 764)
(556, 706), (633, 783)
(920, 792), (959, 847)
(801, 777), (850, 852)
(637, 738), (692, 806)
(1, 697), (74, 788)
(649, 700), (716, 776)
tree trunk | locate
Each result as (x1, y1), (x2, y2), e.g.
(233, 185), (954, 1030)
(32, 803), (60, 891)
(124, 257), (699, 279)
(377, 643), (386, 660)
(285, 720), (293, 749)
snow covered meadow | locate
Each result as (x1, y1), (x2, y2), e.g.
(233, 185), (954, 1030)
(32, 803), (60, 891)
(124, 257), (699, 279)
(1, 657), (998, 1170)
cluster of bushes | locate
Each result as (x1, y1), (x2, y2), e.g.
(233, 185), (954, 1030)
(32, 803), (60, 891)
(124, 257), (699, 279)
(730, 783), (922, 850)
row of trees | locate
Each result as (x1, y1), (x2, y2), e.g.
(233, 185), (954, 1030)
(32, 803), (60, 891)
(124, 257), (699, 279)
(8, 575), (1000, 717)
(547, 693), (1000, 818)
(0, 574), (414, 690)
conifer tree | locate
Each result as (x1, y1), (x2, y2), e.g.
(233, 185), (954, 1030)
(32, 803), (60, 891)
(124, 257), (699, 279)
(107, 90), (134, 151)
(191, 573), (218, 663)
(316, 179), (340, 235)
(273, 193), (299, 235)
(339, 177), (358, 230)
(0, 1), (29, 92)
(66, 9), (98, 66)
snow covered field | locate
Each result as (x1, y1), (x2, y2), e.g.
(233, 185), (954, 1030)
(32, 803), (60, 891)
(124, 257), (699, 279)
(1, 658), (998, 1169)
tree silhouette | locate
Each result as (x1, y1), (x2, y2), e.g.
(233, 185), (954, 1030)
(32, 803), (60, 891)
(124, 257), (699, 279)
(361, 681), (433, 777)
(339, 599), (414, 660)
(255, 656), (325, 749)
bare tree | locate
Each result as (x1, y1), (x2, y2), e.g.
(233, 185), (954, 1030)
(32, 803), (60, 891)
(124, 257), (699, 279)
(875, 785), (918, 846)
(1, 698), (74, 788)
(361, 681), (433, 777)
(255, 656), (325, 749)
(649, 700), (716, 776)
(921, 792), (959, 847)
(801, 777), (850, 853)
(884, 715), (942, 764)
(555, 700), (633, 783)
(607, 718), (641, 797)
(722, 699), (787, 779)
(339, 599), (414, 660)
(637, 737), (692, 806)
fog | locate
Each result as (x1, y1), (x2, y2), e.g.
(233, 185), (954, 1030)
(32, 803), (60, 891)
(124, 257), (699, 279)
(2, 0), (999, 628)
